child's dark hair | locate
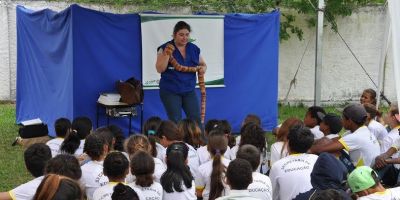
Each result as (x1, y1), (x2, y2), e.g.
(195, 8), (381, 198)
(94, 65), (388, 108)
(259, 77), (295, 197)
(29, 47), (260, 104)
(161, 142), (193, 193)
(96, 127), (115, 151)
(239, 123), (266, 154)
(104, 152), (129, 180)
(208, 129), (228, 200)
(131, 151), (155, 187)
(178, 118), (203, 149)
(60, 130), (80, 155)
(310, 189), (344, 200)
(205, 119), (220, 135)
(45, 154), (82, 180)
(288, 125), (314, 153)
(84, 133), (108, 161)
(219, 120), (235, 148)
(24, 143), (52, 177)
(112, 183), (139, 200)
(173, 21), (191, 35)
(236, 144), (260, 171)
(72, 116), (92, 140)
(156, 120), (183, 141)
(33, 174), (83, 200)
(125, 135), (151, 157)
(226, 158), (253, 190)
(307, 106), (326, 125)
(61, 116), (92, 154)
(243, 114), (261, 127)
(108, 125), (126, 152)
(143, 117), (162, 157)
(54, 118), (71, 138)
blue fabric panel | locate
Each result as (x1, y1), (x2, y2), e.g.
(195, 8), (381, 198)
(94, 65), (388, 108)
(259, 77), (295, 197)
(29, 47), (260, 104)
(71, 5), (142, 135)
(16, 6), (74, 136)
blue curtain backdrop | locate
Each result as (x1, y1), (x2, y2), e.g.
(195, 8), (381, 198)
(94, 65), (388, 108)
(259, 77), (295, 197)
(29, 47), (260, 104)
(16, 4), (279, 136)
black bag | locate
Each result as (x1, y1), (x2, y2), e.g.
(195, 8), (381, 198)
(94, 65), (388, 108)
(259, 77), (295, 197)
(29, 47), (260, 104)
(18, 124), (48, 139)
(116, 77), (144, 105)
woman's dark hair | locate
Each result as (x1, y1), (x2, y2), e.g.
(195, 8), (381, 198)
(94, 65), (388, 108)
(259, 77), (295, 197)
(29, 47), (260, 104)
(236, 144), (260, 171)
(239, 123), (266, 154)
(161, 142), (193, 193)
(143, 117), (162, 157)
(208, 129), (228, 200)
(108, 125), (126, 152)
(72, 116), (92, 140)
(288, 125), (314, 153)
(131, 151), (155, 187)
(84, 133), (107, 161)
(112, 183), (139, 200)
(45, 154), (82, 180)
(178, 118), (203, 149)
(156, 120), (183, 141)
(60, 130), (81, 155)
(24, 143), (52, 177)
(33, 174), (83, 200)
(307, 106), (326, 125)
(104, 152), (129, 180)
(363, 103), (382, 119)
(226, 158), (253, 190)
(173, 21), (191, 35)
(54, 118), (71, 138)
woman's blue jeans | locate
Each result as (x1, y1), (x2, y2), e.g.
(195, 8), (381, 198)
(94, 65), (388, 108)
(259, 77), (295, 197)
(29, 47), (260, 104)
(159, 89), (201, 127)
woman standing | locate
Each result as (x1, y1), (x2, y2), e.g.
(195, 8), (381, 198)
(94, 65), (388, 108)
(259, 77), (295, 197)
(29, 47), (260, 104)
(156, 21), (206, 126)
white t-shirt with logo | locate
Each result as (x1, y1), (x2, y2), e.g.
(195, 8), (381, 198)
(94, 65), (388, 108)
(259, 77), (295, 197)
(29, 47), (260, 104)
(248, 172), (272, 200)
(338, 126), (381, 167)
(359, 187), (400, 200)
(368, 119), (388, 145)
(382, 127), (400, 154)
(129, 182), (163, 200)
(269, 153), (318, 200)
(310, 126), (324, 139)
(197, 145), (231, 165)
(46, 138), (64, 157)
(9, 176), (44, 200)
(270, 141), (288, 167)
(162, 180), (196, 200)
(195, 157), (231, 200)
(80, 160), (109, 200)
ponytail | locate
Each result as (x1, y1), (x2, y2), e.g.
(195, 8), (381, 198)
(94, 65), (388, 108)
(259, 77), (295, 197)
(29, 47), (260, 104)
(60, 130), (80, 154)
(209, 150), (225, 200)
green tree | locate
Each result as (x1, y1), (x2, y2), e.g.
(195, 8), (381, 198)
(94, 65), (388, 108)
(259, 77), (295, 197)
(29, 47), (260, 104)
(71, 0), (385, 40)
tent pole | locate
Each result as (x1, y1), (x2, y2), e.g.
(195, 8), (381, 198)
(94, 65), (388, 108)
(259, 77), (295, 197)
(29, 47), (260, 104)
(377, 11), (391, 108)
(314, 0), (325, 106)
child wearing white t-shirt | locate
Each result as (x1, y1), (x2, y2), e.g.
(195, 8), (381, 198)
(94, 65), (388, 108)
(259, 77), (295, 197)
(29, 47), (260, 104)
(304, 106), (326, 139)
(161, 142), (196, 200)
(0, 143), (52, 200)
(93, 152), (136, 200)
(125, 134), (166, 183)
(195, 129), (231, 200)
(270, 126), (318, 200)
(33, 174), (82, 200)
(46, 117), (71, 157)
(236, 144), (272, 200)
(129, 151), (163, 200)
(178, 118), (204, 149)
(60, 116), (92, 157)
(81, 132), (110, 200)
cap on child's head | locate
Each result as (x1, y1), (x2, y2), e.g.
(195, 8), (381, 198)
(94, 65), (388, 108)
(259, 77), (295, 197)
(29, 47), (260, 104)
(322, 113), (342, 134)
(343, 104), (368, 124)
(348, 166), (376, 193)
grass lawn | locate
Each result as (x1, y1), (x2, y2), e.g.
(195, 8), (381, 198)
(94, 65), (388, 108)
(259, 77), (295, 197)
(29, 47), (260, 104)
(0, 103), (347, 191)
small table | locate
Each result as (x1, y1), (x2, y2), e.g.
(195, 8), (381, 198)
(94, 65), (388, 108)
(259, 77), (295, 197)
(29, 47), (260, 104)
(96, 101), (143, 134)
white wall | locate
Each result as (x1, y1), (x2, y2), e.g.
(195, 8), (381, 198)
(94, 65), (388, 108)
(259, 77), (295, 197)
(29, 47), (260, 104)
(0, 1), (394, 105)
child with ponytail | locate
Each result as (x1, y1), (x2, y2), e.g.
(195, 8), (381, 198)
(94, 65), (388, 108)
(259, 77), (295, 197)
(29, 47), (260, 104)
(195, 129), (230, 200)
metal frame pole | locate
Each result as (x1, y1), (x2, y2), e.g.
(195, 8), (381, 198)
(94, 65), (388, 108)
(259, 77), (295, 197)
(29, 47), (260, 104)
(314, 0), (325, 106)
